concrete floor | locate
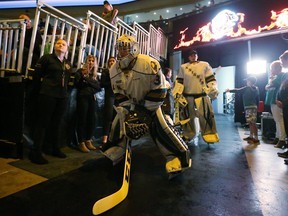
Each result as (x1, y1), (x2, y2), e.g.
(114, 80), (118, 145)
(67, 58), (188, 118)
(0, 114), (287, 216)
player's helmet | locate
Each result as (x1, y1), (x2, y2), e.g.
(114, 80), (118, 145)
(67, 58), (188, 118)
(116, 34), (140, 69)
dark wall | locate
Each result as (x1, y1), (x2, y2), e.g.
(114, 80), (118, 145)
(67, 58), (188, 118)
(0, 76), (24, 143)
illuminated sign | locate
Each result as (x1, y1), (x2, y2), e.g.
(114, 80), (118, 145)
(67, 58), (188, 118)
(174, 8), (288, 49)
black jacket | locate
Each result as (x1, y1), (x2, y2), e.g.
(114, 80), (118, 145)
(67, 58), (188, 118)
(74, 68), (101, 96)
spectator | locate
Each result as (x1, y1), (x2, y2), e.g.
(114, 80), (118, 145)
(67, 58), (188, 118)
(280, 50), (288, 71)
(277, 50), (288, 161)
(277, 79), (288, 161)
(102, 1), (119, 25)
(38, 18), (45, 33)
(100, 56), (116, 145)
(19, 14), (43, 149)
(264, 60), (286, 148)
(226, 76), (260, 145)
(162, 67), (174, 120)
(39, 18), (52, 35)
(74, 55), (102, 153)
(29, 39), (72, 164)
(19, 14), (42, 73)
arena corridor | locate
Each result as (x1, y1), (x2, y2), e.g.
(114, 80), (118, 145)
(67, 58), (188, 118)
(0, 114), (287, 216)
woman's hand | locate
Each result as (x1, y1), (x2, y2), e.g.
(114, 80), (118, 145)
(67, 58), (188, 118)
(82, 68), (89, 77)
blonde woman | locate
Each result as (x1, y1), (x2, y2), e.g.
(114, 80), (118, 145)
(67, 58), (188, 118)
(30, 39), (72, 164)
(74, 55), (101, 152)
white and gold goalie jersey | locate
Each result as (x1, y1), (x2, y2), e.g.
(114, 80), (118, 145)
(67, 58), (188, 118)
(110, 54), (167, 111)
(177, 61), (217, 96)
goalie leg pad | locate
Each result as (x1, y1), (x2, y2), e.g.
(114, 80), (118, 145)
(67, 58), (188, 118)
(194, 97), (219, 143)
(151, 108), (191, 169)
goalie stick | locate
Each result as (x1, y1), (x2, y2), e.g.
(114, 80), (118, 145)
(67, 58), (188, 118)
(92, 139), (131, 215)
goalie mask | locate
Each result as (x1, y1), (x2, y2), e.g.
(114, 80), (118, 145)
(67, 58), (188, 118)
(116, 34), (140, 69)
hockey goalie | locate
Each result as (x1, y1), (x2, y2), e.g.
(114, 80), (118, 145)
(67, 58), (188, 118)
(175, 49), (220, 144)
(99, 34), (192, 177)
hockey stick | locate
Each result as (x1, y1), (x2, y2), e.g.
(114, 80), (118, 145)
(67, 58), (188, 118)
(92, 139), (131, 215)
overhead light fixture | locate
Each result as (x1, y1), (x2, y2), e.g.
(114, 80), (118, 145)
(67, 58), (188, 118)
(247, 60), (267, 74)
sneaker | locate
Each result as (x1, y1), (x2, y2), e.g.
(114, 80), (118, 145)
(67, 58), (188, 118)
(79, 142), (90, 153)
(85, 140), (96, 150)
(243, 136), (253, 141)
(29, 151), (48, 165)
(274, 140), (286, 149)
(248, 138), (260, 145)
(277, 150), (288, 158)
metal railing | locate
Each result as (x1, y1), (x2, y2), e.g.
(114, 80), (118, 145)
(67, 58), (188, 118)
(85, 10), (118, 69)
(0, 19), (26, 77)
(133, 22), (149, 56)
(27, 0), (87, 76)
(1, 0), (168, 77)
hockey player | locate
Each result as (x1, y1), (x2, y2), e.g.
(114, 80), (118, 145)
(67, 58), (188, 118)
(99, 34), (191, 176)
(175, 49), (219, 144)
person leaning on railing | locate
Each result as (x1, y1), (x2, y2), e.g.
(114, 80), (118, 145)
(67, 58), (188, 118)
(102, 1), (119, 25)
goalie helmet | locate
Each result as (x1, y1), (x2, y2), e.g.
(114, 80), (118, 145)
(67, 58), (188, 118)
(116, 34), (140, 69)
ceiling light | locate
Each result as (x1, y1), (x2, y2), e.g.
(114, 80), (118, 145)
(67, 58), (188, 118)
(247, 60), (267, 74)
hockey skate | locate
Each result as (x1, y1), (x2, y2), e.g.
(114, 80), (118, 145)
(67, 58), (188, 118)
(101, 137), (127, 166)
(166, 157), (192, 180)
(99, 141), (115, 153)
(202, 133), (219, 144)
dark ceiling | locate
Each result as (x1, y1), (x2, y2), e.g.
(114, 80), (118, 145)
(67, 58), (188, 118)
(0, 0), (199, 19)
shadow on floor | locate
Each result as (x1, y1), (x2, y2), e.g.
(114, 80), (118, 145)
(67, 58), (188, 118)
(0, 114), (263, 216)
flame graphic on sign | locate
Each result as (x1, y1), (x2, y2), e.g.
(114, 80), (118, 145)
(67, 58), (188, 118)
(174, 8), (288, 49)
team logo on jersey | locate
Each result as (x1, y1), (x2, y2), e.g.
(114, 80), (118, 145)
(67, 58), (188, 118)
(115, 79), (124, 90)
(154, 74), (161, 85)
(150, 61), (158, 73)
(65, 63), (70, 70)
